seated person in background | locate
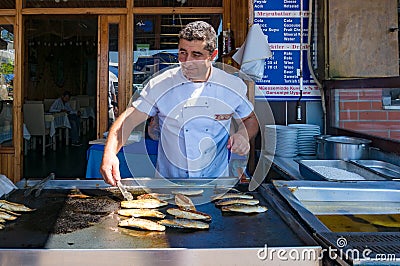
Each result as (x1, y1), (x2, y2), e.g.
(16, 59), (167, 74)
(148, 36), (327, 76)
(49, 90), (82, 146)
(108, 77), (118, 129)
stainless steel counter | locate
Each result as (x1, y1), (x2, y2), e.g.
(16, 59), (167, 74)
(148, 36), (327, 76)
(261, 153), (313, 180)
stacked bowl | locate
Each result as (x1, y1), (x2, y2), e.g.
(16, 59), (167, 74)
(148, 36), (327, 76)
(288, 124), (321, 155)
(265, 125), (298, 157)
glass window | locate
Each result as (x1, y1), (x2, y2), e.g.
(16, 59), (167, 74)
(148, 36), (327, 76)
(24, 0), (125, 8)
(133, 14), (222, 91)
(329, 88), (400, 141)
(0, 24), (14, 147)
(134, 0), (222, 7)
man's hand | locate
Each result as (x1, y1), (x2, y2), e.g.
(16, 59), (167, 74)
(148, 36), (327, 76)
(100, 152), (121, 186)
(227, 133), (250, 156)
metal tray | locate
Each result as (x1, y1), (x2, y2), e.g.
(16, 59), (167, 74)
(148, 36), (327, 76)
(273, 180), (400, 217)
(296, 159), (388, 181)
(351, 160), (400, 179)
(273, 180), (400, 264)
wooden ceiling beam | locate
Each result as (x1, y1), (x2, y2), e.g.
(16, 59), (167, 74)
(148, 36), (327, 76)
(21, 8), (127, 15)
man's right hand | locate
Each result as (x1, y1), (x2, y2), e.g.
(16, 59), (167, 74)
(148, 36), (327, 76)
(100, 153), (120, 186)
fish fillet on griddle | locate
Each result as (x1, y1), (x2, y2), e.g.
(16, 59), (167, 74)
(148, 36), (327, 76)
(0, 211), (17, 221)
(174, 193), (196, 211)
(118, 217), (166, 231)
(158, 219), (209, 230)
(121, 199), (168, 209)
(137, 193), (173, 201)
(0, 200), (35, 212)
(211, 193), (254, 201)
(166, 208), (211, 222)
(221, 205), (268, 214)
(215, 198), (259, 206)
(118, 209), (166, 219)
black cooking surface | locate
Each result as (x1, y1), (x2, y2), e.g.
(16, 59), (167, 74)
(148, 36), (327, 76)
(0, 188), (308, 249)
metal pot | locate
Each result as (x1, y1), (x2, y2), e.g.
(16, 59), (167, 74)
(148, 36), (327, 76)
(314, 135), (331, 159)
(323, 136), (371, 161)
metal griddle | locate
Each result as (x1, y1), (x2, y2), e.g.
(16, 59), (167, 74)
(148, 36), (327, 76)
(0, 178), (321, 266)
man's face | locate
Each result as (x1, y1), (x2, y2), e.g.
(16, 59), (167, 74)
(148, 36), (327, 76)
(62, 95), (70, 103)
(178, 39), (213, 82)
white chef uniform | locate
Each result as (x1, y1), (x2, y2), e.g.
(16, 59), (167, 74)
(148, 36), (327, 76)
(133, 65), (253, 178)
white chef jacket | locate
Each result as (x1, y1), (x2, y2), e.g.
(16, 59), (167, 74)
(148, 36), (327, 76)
(132, 65), (253, 178)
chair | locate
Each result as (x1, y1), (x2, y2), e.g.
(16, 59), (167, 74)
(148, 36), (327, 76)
(43, 98), (56, 113)
(76, 95), (90, 135)
(23, 103), (55, 156)
(24, 100), (43, 104)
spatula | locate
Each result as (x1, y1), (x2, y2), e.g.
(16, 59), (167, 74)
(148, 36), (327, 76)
(117, 180), (133, 201)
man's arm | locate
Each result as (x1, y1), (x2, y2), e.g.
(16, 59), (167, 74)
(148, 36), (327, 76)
(100, 106), (148, 185)
(227, 111), (259, 156)
(49, 98), (61, 113)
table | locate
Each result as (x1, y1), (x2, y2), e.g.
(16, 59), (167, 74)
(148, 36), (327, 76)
(79, 106), (95, 134)
(79, 106), (95, 119)
(86, 138), (158, 178)
(45, 112), (71, 145)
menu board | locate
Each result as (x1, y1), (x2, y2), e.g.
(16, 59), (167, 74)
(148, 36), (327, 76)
(254, 0), (320, 101)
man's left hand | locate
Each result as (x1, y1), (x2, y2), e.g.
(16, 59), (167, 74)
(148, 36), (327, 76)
(227, 133), (250, 156)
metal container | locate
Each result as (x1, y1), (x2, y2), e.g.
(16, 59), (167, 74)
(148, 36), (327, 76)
(297, 159), (387, 181)
(314, 135), (331, 159)
(273, 180), (400, 264)
(350, 160), (400, 179)
(323, 136), (371, 160)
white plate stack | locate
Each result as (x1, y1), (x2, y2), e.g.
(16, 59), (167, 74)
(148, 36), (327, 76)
(288, 124), (321, 155)
(265, 125), (298, 157)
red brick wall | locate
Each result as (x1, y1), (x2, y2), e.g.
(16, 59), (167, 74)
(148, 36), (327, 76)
(338, 89), (400, 140)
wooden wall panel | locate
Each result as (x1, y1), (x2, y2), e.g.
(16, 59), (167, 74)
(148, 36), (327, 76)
(328, 0), (399, 78)
(97, 16), (110, 138)
(0, 152), (15, 182)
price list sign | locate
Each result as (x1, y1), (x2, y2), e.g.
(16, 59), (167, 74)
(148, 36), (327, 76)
(254, 0), (320, 101)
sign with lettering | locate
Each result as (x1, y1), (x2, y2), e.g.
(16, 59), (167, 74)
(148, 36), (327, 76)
(253, 0), (321, 101)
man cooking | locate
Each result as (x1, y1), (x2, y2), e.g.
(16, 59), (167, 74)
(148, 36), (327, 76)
(101, 21), (259, 186)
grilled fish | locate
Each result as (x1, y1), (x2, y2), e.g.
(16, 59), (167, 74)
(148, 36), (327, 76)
(118, 217), (166, 231)
(215, 198), (259, 206)
(0, 208), (21, 216)
(0, 211), (18, 221)
(174, 194), (196, 211)
(121, 199), (168, 209)
(171, 189), (204, 196)
(158, 219), (209, 230)
(0, 200), (35, 212)
(221, 205), (268, 214)
(0, 218), (6, 223)
(166, 208), (211, 222)
(211, 193), (254, 201)
(0, 224), (4, 230)
(117, 209), (166, 219)
(137, 193), (174, 201)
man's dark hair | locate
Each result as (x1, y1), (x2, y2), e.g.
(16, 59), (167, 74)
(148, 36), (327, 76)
(62, 91), (71, 97)
(178, 21), (217, 54)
